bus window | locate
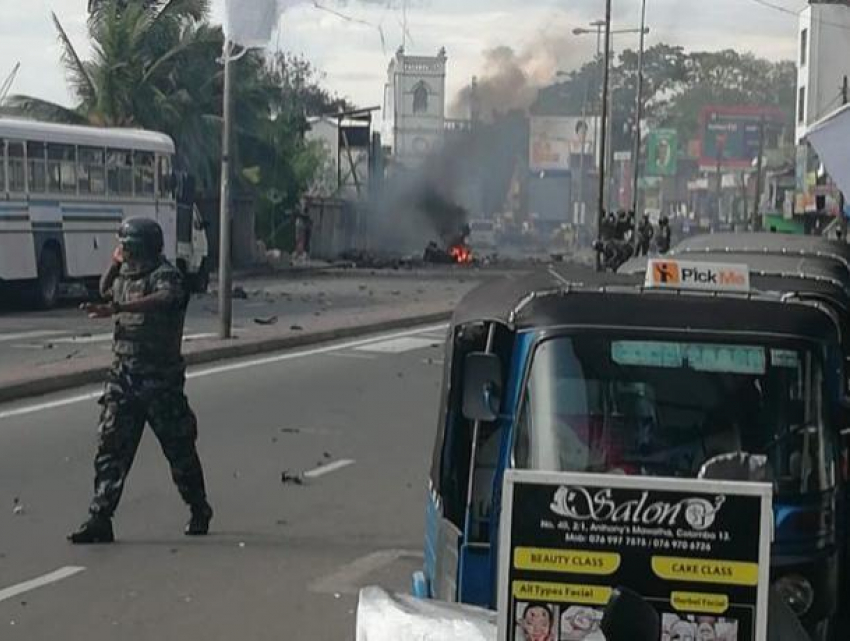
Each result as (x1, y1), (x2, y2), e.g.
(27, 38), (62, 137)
(8, 142), (24, 192)
(27, 142), (47, 193)
(158, 155), (173, 198)
(47, 144), (77, 194)
(134, 151), (155, 198)
(79, 147), (105, 195)
(107, 149), (133, 196)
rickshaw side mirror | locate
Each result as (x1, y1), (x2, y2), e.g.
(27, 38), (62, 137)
(462, 352), (502, 422)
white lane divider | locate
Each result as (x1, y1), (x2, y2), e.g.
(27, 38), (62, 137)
(52, 332), (217, 345)
(0, 566), (86, 604)
(0, 392), (101, 421)
(327, 352), (377, 360)
(0, 323), (449, 421)
(354, 336), (438, 354)
(304, 459), (355, 479)
(0, 330), (70, 343)
(189, 323), (447, 379)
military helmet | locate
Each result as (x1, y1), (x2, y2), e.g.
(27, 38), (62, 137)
(118, 217), (164, 259)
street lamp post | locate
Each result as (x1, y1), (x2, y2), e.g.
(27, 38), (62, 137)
(596, 1), (613, 271)
(631, 0), (648, 253)
(573, 22), (650, 253)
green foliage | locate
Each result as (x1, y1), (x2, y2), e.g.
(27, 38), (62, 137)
(2, 0), (346, 247)
(533, 45), (796, 152)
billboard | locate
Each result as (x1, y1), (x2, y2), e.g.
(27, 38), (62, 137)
(497, 471), (773, 641)
(529, 116), (599, 172)
(646, 129), (678, 176)
(699, 106), (784, 169)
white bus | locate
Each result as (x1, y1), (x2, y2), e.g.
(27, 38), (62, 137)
(0, 117), (209, 308)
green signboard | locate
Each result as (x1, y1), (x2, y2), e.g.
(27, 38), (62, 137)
(646, 129), (678, 176)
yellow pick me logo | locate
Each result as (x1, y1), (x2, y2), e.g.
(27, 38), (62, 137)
(647, 259), (750, 291)
(514, 548), (621, 575)
(652, 557), (759, 586)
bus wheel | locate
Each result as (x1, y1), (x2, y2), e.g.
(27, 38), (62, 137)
(30, 247), (62, 309)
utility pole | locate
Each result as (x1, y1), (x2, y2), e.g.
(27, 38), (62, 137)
(631, 0), (648, 252)
(715, 137), (725, 229)
(218, 41), (235, 339)
(841, 75), (848, 239)
(577, 122), (588, 226)
(596, 0), (613, 271)
(752, 115), (766, 232)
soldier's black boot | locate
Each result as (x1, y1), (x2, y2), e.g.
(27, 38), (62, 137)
(68, 515), (114, 544)
(185, 503), (213, 536)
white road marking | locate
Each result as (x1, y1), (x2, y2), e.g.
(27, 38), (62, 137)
(304, 458), (355, 479)
(189, 323), (447, 379)
(183, 332), (218, 342)
(0, 330), (69, 343)
(0, 566), (86, 604)
(52, 331), (218, 345)
(309, 549), (423, 595)
(417, 332), (448, 341)
(0, 392), (101, 421)
(326, 351), (377, 360)
(355, 336), (438, 354)
(52, 333), (113, 344)
(0, 323), (449, 421)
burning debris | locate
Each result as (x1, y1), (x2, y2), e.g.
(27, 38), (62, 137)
(449, 244), (473, 265)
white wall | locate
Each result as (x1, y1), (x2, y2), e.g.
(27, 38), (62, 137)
(797, 3), (850, 141)
(387, 50), (447, 168)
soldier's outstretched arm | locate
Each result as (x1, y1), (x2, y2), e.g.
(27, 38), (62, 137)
(115, 290), (177, 313)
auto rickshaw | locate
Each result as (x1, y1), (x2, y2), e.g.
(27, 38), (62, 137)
(674, 232), (850, 274)
(621, 250), (850, 395)
(415, 261), (848, 641)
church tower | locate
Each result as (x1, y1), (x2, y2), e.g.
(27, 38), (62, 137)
(385, 47), (447, 169)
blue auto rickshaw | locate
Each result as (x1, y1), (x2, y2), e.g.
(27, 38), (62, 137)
(416, 262), (849, 641)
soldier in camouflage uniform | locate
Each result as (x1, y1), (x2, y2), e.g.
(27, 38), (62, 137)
(68, 218), (213, 544)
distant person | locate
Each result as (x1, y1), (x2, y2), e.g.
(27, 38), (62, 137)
(600, 211), (617, 242)
(657, 216), (672, 254)
(294, 214), (307, 262)
(637, 215), (655, 256)
(303, 214), (314, 257)
(68, 218), (212, 544)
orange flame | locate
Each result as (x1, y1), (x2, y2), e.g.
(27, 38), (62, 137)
(449, 244), (473, 264)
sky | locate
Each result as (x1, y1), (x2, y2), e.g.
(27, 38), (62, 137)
(0, 0), (805, 113)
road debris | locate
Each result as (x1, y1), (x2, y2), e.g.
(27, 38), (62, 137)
(290, 324), (304, 331)
(12, 497), (23, 516)
(254, 316), (279, 326)
(232, 286), (249, 300)
(281, 471), (305, 485)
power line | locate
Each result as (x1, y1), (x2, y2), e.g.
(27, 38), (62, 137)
(312, 2), (388, 55)
(747, 0), (799, 17)
(744, 0), (850, 32)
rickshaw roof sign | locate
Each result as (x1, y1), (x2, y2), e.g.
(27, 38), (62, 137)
(645, 259), (750, 293)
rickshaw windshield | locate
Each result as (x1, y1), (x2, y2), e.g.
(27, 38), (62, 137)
(515, 335), (836, 495)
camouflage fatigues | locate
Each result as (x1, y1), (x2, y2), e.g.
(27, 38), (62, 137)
(88, 258), (209, 518)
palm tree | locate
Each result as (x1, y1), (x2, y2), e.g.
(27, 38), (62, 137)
(3, 0), (223, 184)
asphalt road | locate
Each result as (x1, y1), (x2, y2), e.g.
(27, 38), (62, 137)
(0, 270), (475, 373)
(0, 323), (448, 640)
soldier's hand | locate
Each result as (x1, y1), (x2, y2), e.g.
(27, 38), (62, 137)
(112, 246), (124, 264)
(80, 302), (114, 319)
